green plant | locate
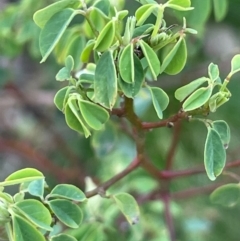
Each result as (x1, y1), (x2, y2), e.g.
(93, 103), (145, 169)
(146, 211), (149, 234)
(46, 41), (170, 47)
(1, 0), (240, 240)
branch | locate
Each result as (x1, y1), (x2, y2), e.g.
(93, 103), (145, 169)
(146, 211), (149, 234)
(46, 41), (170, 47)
(85, 157), (140, 198)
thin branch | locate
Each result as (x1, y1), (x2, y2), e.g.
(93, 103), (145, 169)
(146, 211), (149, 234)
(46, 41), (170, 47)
(85, 157), (140, 198)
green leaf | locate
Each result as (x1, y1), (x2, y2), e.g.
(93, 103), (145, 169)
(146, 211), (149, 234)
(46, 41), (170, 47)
(112, 193), (140, 225)
(139, 40), (160, 80)
(175, 77), (209, 102)
(33, 0), (80, 28)
(13, 215), (46, 241)
(78, 100), (109, 130)
(212, 0), (228, 22)
(182, 86), (212, 111)
(0, 168), (44, 187)
(210, 183), (240, 207)
(168, 0), (191, 8)
(135, 4), (156, 26)
(208, 63), (219, 82)
(148, 87), (169, 119)
(119, 44), (134, 83)
(81, 40), (95, 63)
(94, 20), (115, 52)
(56, 55), (74, 81)
(65, 98), (91, 137)
(27, 179), (45, 199)
(160, 38), (187, 75)
(54, 86), (69, 111)
(230, 54), (240, 75)
(14, 200), (52, 231)
(51, 234), (78, 241)
(48, 199), (83, 228)
(212, 120), (230, 147)
(204, 128), (226, 181)
(94, 51), (117, 109)
(49, 184), (86, 202)
(39, 9), (76, 63)
(132, 24), (154, 38)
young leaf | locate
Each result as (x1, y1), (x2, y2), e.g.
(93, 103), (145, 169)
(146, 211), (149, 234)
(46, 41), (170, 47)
(54, 86), (69, 111)
(40, 9), (76, 63)
(167, 0), (191, 8)
(204, 128), (226, 181)
(94, 51), (117, 109)
(49, 184), (86, 202)
(33, 0), (80, 28)
(78, 100), (109, 130)
(112, 193), (140, 225)
(27, 179), (45, 199)
(230, 54), (240, 75)
(81, 40), (95, 63)
(135, 4), (156, 26)
(51, 234), (78, 241)
(13, 215), (46, 241)
(212, 0), (228, 22)
(139, 40), (161, 80)
(0, 168), (44, 187)
(132, 24), (154, 38)
(148, 87), (169, 119)
(14, 200), (52, 231)
(119, 43), (135, 83)
(65, 99), (91, 137)
(208, 63), (219, 82)
(48, 199), (83, 228)
(210, 183), (240, 207)
(212, 120), (230, 147)
(175, 77), (209, 102)
(182, 86), (212, 111)
(94, 20), (115, 52)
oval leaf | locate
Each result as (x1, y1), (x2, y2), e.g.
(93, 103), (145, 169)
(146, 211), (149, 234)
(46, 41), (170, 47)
(204, 128), (226, 181)
(148, 87), (169, 119)
(14, 200), (52, 231)
(94, 51), (117, 109)
(212, 0), (228, 22)
(208, 63), (219, 82)
(112, 193), (140, 225)
(212, 120), (230, 147)
(210, 183), (240, 207)
(49, 184), (86, 202)
(27, 179), (45, 199)
(135, 4), (156, 26)
(51, 234), (78, 241)
(175, 77), (209, 102)
(182, 86), (212, 111)
(94, 20), (115, 52)
(230, 54), (240, 75)
(40, 9), (76, 63)
(81, 40), (95, 63)
(139, 40), (160, 80)
(13, 215), (46, 241)
(168, 0), (191, 8)
(54, 86), (69, 111)
(48, 199), (83, 228)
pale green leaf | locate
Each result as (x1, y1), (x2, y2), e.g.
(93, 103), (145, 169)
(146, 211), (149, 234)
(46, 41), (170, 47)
(27, 179), (45, 199)
(230, 54), (240, 75)
(212, 120), (230, 147)
(208, 63), (219, 82)
(51, 234), (78, 241)
(135, 4), (156, 26)
(54, 86), (69, 111)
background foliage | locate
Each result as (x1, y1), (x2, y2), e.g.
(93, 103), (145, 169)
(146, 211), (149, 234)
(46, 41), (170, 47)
(0, 0), (240, 240)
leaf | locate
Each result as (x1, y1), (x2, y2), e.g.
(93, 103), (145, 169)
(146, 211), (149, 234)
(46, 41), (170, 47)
(112, 193), (140, 225)
(168, 0), (191, 8)
(159, 37), (187, 75)
(39, 9), (76, 63)
(135, 4), (156, 26)
(65, 98), (91, 138)
(81, 40), (95, 63)
(148, 87), (169, 119)
(208, 63), (219, 82)
(230, 54), (240, 75)
(54, 86), (69, 111)
(48, 199), (83, 228)
(132, 24), (154, 38)
(78, 100), (109, 130)
(212, 0), (228, 22)
(49, 184), (86, 202)
(212, 120), (230, 147)
(204, 128), (226, 181)
(139, 40), (160, 80)
(94, 51), (117, 109)
(33, 0), (80, 28)
(210, 183), (240, 207)
(94, 20), (115, 52)
(13, 215), (46, 241)
(56, 55), (74, 81)
(27, 179), (45, 199)
(51, 234), (78, 241)
(14, 200), (52, 231)
(0, 168), (44, 187)
(119, 44), (134, 83)
(182, 86), (212, 111)
(175, 77), (209, 101)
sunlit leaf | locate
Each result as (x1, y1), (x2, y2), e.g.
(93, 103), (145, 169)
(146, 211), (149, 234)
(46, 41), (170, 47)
(81, 40), (95, 63)
(204, 128), (226, 181)
(135, 4), (156, 26)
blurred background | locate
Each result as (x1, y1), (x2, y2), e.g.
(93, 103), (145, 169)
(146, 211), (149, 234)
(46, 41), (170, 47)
(0, 0), (240, 240)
